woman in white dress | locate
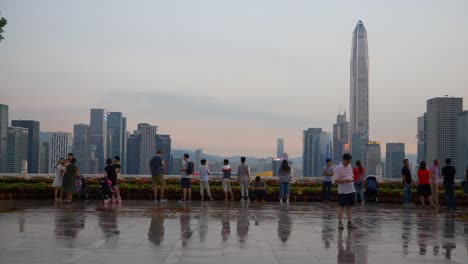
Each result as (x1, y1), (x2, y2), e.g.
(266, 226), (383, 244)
(52, 159), (65, 200)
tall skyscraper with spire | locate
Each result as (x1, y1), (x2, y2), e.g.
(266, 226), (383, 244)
(350, 20), (369, 154)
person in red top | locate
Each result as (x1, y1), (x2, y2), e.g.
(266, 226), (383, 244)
(352, 160), (366, 205)
(417, 161), (434, 209)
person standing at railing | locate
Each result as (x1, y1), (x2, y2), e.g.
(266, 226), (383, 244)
(199, 159), (213, 201)
(334, 153), (358, 229)
(237, 157), (250, 203)
(149, 150), (167, 202)
(104, 158), (121, 203)
(52, 158), (66, 201)
(278, 160), (292, 203)
(113, 156), (122, 203)
(401, 159), (413, 206)
(61, 157), (78, 204)
(222, 159), (235, 201)
(322, 159), (334, 202)
(441, 158), (456, 211)
(417, 161), (435, 209)
(429, 159), (440, 207)
(179, 154), (193, 202)
(353, 160), (366, 205)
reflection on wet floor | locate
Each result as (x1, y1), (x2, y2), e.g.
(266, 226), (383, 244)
(0, 200), (467, 264)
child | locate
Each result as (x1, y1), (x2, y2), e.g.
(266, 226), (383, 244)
(51, 158), (65, 200)
(199, 159), (213, 201)
(222, 159), (235, 201)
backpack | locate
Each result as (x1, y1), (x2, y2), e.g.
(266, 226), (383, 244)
(186, 161), (194, 175)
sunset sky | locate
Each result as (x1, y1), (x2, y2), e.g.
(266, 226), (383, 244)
(1, 0), (467, 157)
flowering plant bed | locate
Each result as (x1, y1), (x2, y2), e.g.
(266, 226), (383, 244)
(0, 177), (466, 205)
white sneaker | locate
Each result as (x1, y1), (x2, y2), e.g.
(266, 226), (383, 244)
(280, 199), (283, 203)
(286, 199), (290, 203)
(160, 199), (167, 202)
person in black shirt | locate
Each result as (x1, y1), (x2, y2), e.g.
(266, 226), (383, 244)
(441, 158), (456, 211)
(104, 158), (121, 203)
(401, 159), (412, 205)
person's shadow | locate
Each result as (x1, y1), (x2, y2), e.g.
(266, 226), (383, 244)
(180, 204), (193, 247)
(221, 203), (231, 242)
(237, 204), (250, 243)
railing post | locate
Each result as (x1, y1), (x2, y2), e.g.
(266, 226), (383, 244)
(21, 160), (29, 179)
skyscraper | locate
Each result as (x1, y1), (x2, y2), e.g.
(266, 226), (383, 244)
(39, 132), (49, 173)
(138, 123), (157, 175)
(6, 126), (29, 173)
(320, 132), (332, 165)
(47, 132), (72, 174)
(73, 124), (91, 174)
(107, 112), (123, 160)
(277, 138), (284, 158)
(417, 113), (427, 163)
(303, 128), (322, 177)
(365, 141), (381, 175)
(0, 104), (8, 172)
(121, 117), (128, 174)
(126, 134), (140, 175)
(333, 111), (349, 164)
(156, 134), (172, 174)
(11, 120), (40, 173)
(350, 20), (369, 153)
(385, 143), (405, 179)
(427, 97), (463, 175)
(351, 132), (367, 164)
(90, 109), (108, 168)
(457, 111), (468, 178)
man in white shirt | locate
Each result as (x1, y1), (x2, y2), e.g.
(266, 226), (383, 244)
(334, 153), (358, 229)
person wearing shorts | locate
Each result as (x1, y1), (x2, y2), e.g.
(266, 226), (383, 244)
(149, 150), (166, 202)
(334, 153), (357, 229)
(180, 154), (192, 202)
(222, 159), (234, 201)
(104, 158), (121, 203)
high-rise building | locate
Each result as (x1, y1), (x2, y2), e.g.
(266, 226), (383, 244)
(39, 132), (49, 173)
(427, 97), (463, 175)
(385, 143), (405, 179)
(350, 20), (369, 154)
(195, 149), (203, 171)
(320, 132), (332, 165)
(333, 111), (349, 164)
(126, 134), (140, 175)
(458, 111), (468, 179)
(277, 138), (284, 158)
(121, 117), (128, 174)
(138, 123), (157, 175)
(303, 128), (322, 177)
(171, 156), (182, 175)
(90, 109), (108, 168)
(156, 134), (172, 175)
(417, 113), (427, 163)
(107, 112), (124, 163)
(73, 124), (91, 174)
(0, 104), (8, 172)
(6, 126), (29, 173)
(47, 132), (72, 174)
(11, 120), (40, 173)
(365, 141), (381, 175)
(351, 132), (367, 164)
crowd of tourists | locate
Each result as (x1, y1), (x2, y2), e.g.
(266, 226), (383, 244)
(51, 150), (468, 229)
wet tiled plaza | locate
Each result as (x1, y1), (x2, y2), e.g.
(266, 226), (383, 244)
(0, 200), (467, 264)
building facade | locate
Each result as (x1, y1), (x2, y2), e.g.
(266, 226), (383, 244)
(320, 132), (332, 165)
(73, 124), (91, 174)
(417, 113), (427, 163)
(107, 112), (124, 163)
(90, 109), (108, 169)
(458, 111), (468, 179)
(47, 132), (72, 174)
(303, 128), (322, 177)
(11, 120), (40, 173)
(351, 132), (367, 164)
(427, 97), (463, 176)
(350, 20), (369, 154)
(365, 141), (381, 176)
(277, 138), (284, 159)
(333, 111), (349, 164)
(156, 134), (172, 175)
(6, 126), (29, 173)
(385, 143), (405, 179)
(0, 104), (8, 172)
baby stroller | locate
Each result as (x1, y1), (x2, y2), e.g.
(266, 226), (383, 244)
(77, 177), (89, 201)
(364, 175), (378, 203)
(97, 177), (114, 201)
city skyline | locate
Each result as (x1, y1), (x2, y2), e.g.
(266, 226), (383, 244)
(1, 1), (468, 157)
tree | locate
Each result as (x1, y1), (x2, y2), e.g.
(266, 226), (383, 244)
(0, 12), (7, 42)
